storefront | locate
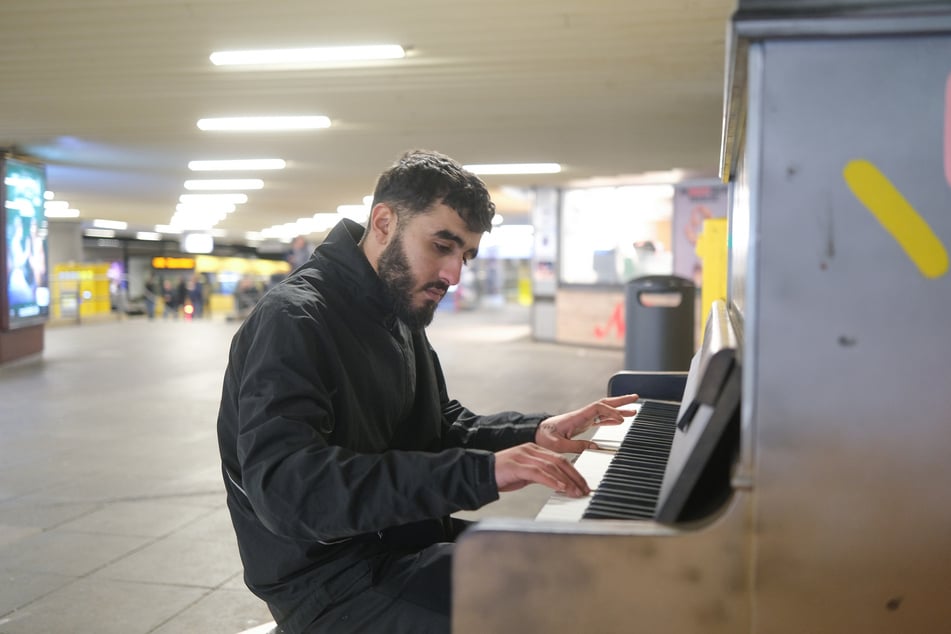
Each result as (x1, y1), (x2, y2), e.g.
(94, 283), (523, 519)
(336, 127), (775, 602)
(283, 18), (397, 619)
(531, 180), (729, 349)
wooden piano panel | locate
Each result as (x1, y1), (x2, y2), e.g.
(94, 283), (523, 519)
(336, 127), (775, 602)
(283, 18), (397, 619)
(453, 493), (751, 634)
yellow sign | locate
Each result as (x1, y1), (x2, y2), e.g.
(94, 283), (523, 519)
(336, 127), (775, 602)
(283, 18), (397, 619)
(152, 256), (196, 270)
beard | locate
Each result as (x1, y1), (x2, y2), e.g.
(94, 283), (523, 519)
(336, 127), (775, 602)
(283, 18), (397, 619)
(377, 230), (447, 329)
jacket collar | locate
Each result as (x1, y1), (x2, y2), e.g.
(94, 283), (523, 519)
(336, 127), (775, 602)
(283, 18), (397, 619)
(316, 219), (394, 318)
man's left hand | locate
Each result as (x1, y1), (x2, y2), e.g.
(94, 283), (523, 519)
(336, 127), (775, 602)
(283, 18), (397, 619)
(534, 394), (640, 454)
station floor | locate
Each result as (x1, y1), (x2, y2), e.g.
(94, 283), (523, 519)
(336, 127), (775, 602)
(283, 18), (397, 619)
(0, 303), (623, 633)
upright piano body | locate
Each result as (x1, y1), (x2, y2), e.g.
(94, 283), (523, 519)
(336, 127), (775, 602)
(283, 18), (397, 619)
(454, 3), (951, 631)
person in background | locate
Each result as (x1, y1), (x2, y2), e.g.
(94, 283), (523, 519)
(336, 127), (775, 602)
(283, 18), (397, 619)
(187, 273), (205, 319)
(217, 149), (638, 633)
(143, 274), (158, 319)
(288, 235), (314, 271)
(175, 276), (188, 316)
(161, 279), (174, 319)
(232, 275), (262, 320)
(162, 278), (185, 319)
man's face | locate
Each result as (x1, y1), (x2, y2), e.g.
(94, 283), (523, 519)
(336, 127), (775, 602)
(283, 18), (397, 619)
(377, 203), (482, 329)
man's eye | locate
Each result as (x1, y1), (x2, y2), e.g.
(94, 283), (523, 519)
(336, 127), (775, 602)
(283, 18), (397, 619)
(435, 243), (453, 254)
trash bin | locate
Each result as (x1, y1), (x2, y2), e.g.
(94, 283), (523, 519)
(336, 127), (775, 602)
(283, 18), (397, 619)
(624, 275), (695, 371)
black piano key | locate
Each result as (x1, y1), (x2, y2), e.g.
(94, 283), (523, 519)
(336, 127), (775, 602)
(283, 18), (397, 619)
(582, 399), (678, 520)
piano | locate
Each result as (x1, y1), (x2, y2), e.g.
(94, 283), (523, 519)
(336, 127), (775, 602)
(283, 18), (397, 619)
(453, 4), (951, 633)
(535, 300), (741, 526)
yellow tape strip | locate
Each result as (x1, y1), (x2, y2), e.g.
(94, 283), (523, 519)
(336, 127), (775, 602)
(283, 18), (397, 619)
(843, 159), (948, 279)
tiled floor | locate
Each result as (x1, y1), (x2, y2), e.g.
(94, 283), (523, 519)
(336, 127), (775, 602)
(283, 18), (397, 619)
(0, 303), (623, 633)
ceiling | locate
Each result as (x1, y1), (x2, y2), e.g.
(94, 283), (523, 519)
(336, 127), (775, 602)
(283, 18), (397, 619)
(0, 0), (737, 247)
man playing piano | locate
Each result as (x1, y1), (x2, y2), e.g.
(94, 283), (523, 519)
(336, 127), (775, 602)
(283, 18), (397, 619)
(217, 149), (638, 633)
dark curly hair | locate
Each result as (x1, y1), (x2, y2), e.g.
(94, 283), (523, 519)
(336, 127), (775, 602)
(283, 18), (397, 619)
(371, 149), (495, 234)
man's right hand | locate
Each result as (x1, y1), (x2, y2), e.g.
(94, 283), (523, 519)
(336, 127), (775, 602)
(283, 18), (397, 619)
(493, 443), (590, 498)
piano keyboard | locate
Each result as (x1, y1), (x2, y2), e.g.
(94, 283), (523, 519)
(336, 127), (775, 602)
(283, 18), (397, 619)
(535, 400), (680, 522)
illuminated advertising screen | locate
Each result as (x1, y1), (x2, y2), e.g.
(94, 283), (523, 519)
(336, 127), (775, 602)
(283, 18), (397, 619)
(1, 157), (50, 330)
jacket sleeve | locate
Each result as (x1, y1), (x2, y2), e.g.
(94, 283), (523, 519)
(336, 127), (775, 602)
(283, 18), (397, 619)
(427, 341), (547, 451)
(230, 297), (499, 543)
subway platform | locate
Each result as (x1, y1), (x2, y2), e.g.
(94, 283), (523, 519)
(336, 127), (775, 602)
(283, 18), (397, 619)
(0, 303), (623, 633)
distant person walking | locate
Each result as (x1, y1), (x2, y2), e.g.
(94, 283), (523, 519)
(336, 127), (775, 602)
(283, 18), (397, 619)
(143, 274), (158, 319)
(288, 235), (314, 271)
(187, 273), (205, 319)
(162, 278), (185, 319)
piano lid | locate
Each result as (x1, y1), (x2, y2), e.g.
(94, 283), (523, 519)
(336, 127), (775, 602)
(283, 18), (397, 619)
(654, 301), (742, 524)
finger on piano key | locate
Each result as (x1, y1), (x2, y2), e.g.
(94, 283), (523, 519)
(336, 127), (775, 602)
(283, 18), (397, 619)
(590, 416), (634, 446)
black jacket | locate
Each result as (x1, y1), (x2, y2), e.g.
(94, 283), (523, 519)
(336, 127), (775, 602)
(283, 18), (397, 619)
(217, 219), (544, 628)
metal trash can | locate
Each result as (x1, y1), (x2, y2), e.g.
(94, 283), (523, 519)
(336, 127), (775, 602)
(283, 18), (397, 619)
(624, 275), (695, 371)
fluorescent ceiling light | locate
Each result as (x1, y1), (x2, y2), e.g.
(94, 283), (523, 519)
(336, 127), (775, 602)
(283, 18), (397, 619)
(337, 204), (369, 222)
(171, 209), (227, 227)
(293, 217), (318, 234)
(92, 219), (128, 230)
(197, 116), (330, 131)
(464, 163), (562, 175)
(136, 231), (162, 241)
(311, 213), (341, 232)
(179, 193), (249, 205)
(261, 220), (313, 240)
(170, 219), (220, 232)
(47, 208), (81, 219)
(210, 45), (405, 66)
(85, 228), (116, 238)
(45, 200), (69, 210)
(155, 225), (183, 234)
(176, 202), (236, 214)
(182, 233), (215, 254)
(184, 179), (263, 191)
(188, 159), (286, 171)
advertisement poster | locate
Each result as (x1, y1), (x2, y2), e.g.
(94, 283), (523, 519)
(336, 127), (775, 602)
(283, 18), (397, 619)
(2, 158), (50, 329)
(672, 181), (729, 286)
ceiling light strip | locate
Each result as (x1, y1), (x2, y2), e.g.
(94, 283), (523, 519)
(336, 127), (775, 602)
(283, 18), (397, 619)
(179, 193), (249, 204)
(184, 179), (264, 191)
(464, 163), (562, 175)
(188, 159), (286, 171)
(197, 116), (330, 131)
(210, 45), (405, 66)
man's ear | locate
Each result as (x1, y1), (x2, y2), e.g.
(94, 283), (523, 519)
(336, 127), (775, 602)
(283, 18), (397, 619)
(368, 203), (396, 245)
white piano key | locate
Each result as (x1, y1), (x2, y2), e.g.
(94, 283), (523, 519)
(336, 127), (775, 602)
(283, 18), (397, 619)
(535, 449), (615, 521)
(589, 414), (635, 450)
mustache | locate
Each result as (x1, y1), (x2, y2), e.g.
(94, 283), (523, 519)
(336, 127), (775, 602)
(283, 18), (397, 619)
(424, 281), (450, 295)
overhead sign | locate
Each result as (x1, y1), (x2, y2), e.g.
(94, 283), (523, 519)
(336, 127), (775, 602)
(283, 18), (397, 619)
(152, 256), (195, 270)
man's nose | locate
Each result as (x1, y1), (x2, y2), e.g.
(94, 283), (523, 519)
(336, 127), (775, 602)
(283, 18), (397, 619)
(440, 256), (464, 287)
